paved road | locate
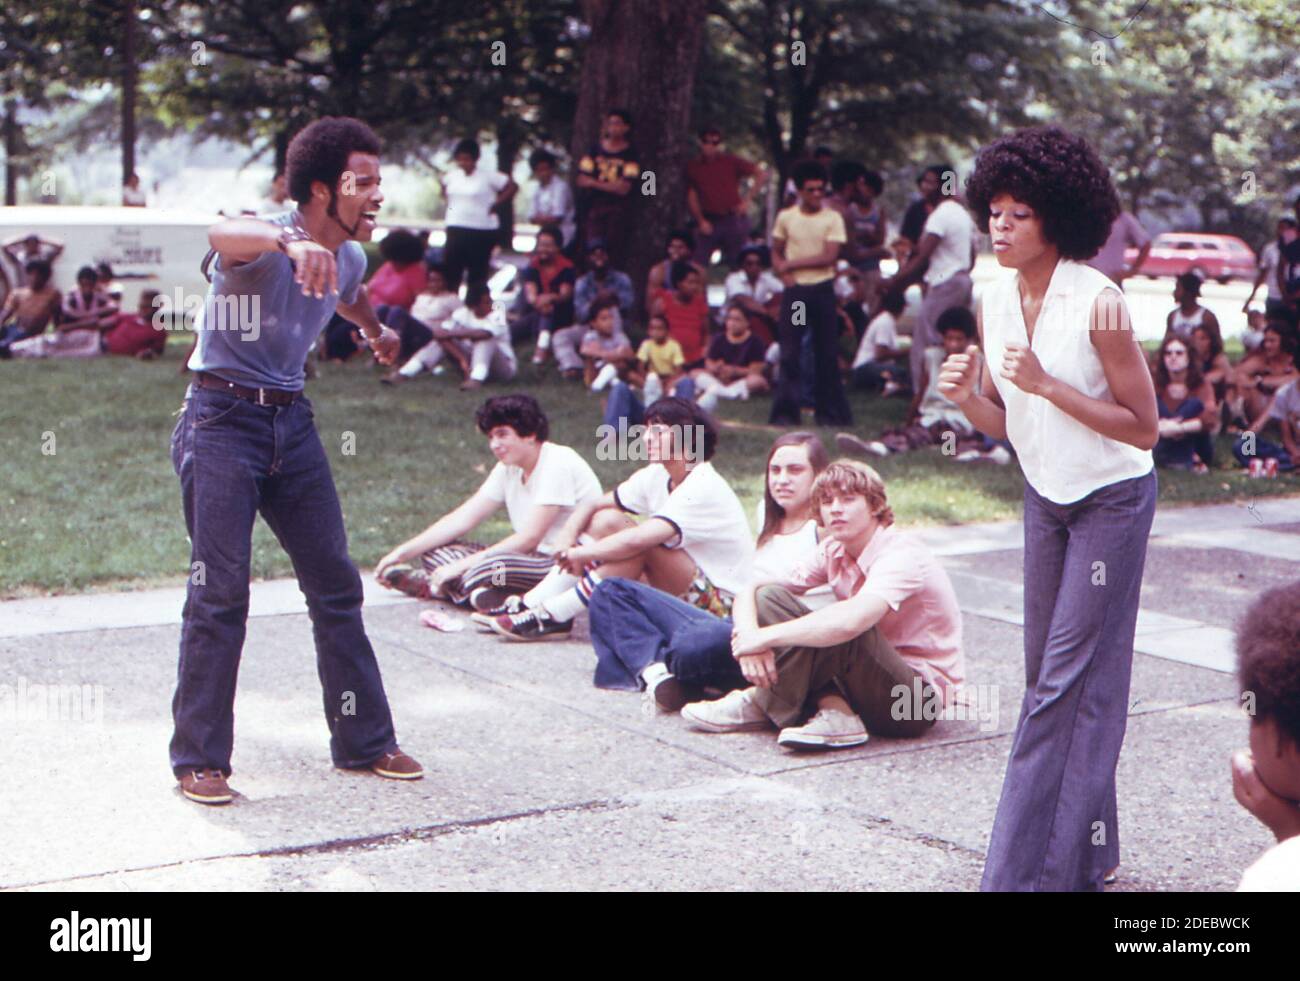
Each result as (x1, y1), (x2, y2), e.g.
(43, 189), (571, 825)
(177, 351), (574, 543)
(2, 501), (1294, 891)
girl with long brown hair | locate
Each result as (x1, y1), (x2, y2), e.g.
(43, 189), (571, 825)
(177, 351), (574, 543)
(1152, 334), (1217, 471)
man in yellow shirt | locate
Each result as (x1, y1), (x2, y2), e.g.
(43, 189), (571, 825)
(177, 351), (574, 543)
(769, 161), (851, 426)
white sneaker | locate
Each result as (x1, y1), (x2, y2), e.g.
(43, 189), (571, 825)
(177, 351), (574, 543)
(590, 362), (618, 393)
(681, 688), (772, 733)
(987, 445), (1012, 465)
(641, 662), (705, 714)
(722, 379), (750, 401)
(776, 707), (868, 750)
(643, 373), (664, 403)
(835, 433), (889, 457)
(697, 389), (720, 413)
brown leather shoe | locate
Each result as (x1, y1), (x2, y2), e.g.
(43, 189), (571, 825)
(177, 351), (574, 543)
(178, 768), (234, 805)
(370, 748), (424, 780)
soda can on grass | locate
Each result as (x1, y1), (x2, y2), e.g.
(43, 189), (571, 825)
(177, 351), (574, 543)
(1248, 458), (1278, 479)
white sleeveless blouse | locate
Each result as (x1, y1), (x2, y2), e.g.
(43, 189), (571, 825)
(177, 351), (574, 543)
(981, 259), (1153, 504)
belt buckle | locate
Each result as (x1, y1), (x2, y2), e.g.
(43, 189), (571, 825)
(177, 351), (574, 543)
(257, 387), (268, 406)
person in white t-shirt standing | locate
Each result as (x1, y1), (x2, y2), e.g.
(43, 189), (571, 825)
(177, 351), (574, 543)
(439, 138), (517, 293)
(882, 163), (978, 394)
(941, 126), (1159, 892)
(490, 397), (755, 641)
(376, 395), (602, 611)
(527, 150), (576, 254)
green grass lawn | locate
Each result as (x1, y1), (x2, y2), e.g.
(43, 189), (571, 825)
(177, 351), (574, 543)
(1, 336), (1295, 598)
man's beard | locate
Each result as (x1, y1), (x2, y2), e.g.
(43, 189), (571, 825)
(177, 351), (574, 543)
(327, 191), (363, 238)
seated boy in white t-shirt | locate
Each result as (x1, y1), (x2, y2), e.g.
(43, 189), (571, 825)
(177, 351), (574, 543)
(375, 394), (601, 611)
(394, 283), (516, 391)
(682, 459), (965, 751)
(490, 397), (755, 641)
(1233, 581), (1300, 890)
(837, 306), (1010, 464)
(850, 290), (910, 395)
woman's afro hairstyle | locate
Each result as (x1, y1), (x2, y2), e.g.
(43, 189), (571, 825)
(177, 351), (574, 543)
(965, 126), (1119, 261)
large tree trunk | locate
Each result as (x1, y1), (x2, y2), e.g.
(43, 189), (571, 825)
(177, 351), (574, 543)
(121, 0), (137, 188)
(571, 0), (709, 319)
(3, 98), (18, 206)
(495, 121), (523, 251)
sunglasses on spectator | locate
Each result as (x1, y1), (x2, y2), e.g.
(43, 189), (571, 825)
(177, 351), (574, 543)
(701, 137), (721, 145)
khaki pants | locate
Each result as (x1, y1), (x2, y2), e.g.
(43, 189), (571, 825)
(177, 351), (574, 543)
(750, 585), (936, 737)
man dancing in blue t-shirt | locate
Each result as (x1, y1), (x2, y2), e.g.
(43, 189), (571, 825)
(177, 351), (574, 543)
(170, 117), (422, 804)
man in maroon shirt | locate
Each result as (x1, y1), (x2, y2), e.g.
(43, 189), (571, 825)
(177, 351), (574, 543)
(686, 127), (767, 270)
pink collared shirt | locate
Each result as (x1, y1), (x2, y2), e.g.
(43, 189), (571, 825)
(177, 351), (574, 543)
(778, 524), (965, 703)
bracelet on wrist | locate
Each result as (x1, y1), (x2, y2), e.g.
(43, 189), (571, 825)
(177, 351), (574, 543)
(276, 223), (313, 255)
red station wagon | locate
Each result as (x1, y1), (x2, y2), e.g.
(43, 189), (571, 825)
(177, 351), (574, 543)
(1126, 232), (1257, 284)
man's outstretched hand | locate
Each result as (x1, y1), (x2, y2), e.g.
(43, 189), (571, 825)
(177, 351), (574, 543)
(367, 326), (400, 365)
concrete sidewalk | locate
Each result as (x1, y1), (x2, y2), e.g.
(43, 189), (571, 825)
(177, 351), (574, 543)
(1, 500), (1295, 891)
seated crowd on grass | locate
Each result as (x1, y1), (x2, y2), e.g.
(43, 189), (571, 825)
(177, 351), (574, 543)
(4, 145), (1299, 477)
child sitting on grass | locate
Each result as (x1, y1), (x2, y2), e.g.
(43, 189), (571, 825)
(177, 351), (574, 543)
(632, 313), (687, 403)
(835, 306), (1009, 463)
(694, 301), (770, 411)
(388, 283), (516, 391)
(580, 296), (637, 392)
(1234, 581), (1300, 890)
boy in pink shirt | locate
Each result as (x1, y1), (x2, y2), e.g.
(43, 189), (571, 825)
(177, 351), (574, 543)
(682, 459), (964, 750)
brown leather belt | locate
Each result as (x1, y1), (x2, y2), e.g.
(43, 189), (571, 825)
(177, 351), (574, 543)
(195, 371), (302, 406)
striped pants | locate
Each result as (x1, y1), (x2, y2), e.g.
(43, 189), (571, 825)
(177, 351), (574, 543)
(419, 541), (555, 605)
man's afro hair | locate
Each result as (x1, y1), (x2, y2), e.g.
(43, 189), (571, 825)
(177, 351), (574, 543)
(286, 117), (382, 206)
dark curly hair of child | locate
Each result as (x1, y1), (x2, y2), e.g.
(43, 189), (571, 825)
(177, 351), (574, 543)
(475, 394), (550, 443)
(965, 126), (1119, 261)
(1236, 580), (1300, 748)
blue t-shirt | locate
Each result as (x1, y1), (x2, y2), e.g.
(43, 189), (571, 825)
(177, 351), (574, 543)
(187, 211), (366, 389)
